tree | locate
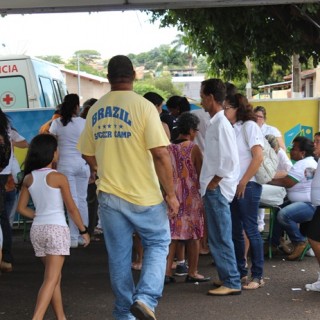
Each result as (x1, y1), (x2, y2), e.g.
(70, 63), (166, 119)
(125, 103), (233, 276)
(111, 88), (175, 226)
(148, 4), (320, 79)
(37, 55), (65, 64)
(65, 50), (106, 77)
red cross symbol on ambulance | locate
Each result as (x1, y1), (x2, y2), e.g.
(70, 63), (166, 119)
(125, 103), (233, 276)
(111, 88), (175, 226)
(1, 91), (16, 107)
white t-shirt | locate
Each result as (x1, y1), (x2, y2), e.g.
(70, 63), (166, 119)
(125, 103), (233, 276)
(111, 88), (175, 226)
(311, 158), (320, 206)
(191, 108), (210, 154)
(200, 110), (239, 202)
(261, 123), (282, 138)
(287, 156), (317, 202)
(233, 120), (264, 182)
(277, 148), (292, 172)
(0, 128), (25, 175)
(50, 117), (86, 166)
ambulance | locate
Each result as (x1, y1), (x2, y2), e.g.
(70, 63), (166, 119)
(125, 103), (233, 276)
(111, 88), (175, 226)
(0, 55), (67, 142)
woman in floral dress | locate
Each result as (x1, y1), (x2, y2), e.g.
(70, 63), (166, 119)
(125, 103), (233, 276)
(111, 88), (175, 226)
(165, 112), (210, 284)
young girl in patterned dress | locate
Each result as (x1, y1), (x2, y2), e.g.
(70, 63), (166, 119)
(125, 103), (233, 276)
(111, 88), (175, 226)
(165, 112), (210, 284)
(17, 134), (90, 320)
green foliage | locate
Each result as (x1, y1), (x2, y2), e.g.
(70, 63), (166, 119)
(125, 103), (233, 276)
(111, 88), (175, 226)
(65, 50), (106, 77)
(133, 75), (182, 99)
(37, 55), (65, 64)
(128, 44), (189, 71)
(148, 4), (320, 79)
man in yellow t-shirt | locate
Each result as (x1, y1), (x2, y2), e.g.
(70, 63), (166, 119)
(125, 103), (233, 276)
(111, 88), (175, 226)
(78, 55), (179, 320)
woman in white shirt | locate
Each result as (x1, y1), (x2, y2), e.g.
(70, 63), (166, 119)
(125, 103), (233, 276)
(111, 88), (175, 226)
(50, 94), (90, 248)
(254, 106), (285, 150)
(269, 136), (317, 260)
(224, 93), (265, 290)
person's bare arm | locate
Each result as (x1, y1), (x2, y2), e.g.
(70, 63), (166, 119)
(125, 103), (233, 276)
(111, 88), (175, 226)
(277, 136), (286, 150)
(268, 175), (297, 188)
(17, 175), (35, 219)
(13, 140), (28, 148)
(82, 155), (97, 183)
(191, 143), (203, 178)
(150, 146), (179, 217)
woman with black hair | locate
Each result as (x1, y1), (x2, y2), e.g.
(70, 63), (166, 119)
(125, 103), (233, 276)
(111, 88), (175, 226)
(269, 136), (317, 260)
(0, 108), (28, 272)
(49, 94), (90, 248)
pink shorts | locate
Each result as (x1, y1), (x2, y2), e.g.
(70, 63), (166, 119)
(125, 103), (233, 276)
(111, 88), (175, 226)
(30, 224), (71, 257)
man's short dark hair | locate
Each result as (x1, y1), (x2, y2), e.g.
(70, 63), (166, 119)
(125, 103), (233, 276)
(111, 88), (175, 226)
(201, 79), (226, 104)
(107, 55), (135, 84)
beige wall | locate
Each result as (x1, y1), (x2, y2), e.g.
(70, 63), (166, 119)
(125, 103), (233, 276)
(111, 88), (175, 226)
(63, 72), (111, 105)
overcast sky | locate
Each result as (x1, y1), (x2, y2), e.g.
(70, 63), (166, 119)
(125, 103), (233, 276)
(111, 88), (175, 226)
(0, 11), (178, 59)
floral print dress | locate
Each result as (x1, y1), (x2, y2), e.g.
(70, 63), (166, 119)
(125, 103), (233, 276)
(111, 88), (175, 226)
(167, 140), (204, 240)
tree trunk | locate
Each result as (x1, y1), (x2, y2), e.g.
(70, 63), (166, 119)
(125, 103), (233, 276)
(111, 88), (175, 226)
(292, 53), (302, 98)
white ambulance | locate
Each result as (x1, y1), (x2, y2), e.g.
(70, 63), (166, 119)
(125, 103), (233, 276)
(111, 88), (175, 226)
(0, 55), (67, 141)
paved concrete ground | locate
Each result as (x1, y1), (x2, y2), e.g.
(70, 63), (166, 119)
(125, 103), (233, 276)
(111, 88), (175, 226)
(1, 229), (320, 320)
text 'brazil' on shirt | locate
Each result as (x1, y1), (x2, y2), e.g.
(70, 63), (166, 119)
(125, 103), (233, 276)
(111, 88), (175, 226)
(77, 91), (170, 206)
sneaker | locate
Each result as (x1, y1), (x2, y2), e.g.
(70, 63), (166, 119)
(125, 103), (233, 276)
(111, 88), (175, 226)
(306, 272), (320, 292)
(306, 248), (315, 257)
(174, 262), (188, 276)
(130, 301), (156, 320)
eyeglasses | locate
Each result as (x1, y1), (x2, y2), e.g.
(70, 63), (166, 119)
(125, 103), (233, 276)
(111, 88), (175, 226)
(314, 140), (320, 145)
(255, 115), (265, 119)
(223, 104), (235, 110)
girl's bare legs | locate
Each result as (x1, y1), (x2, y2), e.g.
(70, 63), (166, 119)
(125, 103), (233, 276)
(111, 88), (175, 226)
(165, 240), (178, 277)
(32, 255), (65, 320)
(186, 239), (205, 278)
(50, 274), (66, 320)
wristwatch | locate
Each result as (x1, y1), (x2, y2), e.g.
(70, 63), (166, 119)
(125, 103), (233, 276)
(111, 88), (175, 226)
(79, 226), (89, 235)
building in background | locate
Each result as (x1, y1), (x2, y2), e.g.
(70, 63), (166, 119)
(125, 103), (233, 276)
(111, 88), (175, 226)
(61, 68), (110, 104)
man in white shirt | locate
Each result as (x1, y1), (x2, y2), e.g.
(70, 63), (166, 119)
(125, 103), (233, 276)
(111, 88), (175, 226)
(199, 79), (241, 296)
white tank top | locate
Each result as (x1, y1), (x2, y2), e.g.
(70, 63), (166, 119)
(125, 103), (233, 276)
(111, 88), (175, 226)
(29, 169), (67, 226)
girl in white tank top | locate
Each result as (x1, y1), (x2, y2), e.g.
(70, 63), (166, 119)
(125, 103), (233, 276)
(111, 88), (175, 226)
(17, 134), (90, 320)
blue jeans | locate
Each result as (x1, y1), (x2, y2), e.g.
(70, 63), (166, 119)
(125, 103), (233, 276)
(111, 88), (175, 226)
(231, 181), (263, 279)
(0, 174), (13, 263)
(204, 187), (241, 289)
(272, 201), (315, 245)
(98, 192), (170, 320)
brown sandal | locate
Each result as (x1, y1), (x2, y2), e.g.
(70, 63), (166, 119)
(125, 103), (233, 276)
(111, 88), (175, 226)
(243, 278), (265, 290)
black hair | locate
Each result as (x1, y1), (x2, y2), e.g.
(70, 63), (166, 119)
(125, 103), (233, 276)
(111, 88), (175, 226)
(201, 79), (226, 104)
(292, 136), (314, 157)
(225, 82), (238, 96)
(107, 55), (135, 84)
(0, 108), (11, 136)
(23, 134), (58, 177)
(177, 112), (200, 135)
(143, 92), (164, 106)
(80, 98), (98, 119)
(314, 132), (320, 138)
(166, 96), (190, 114)
(60, 94), (80, 126)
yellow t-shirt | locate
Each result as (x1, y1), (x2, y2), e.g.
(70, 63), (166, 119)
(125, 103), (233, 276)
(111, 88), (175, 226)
(78, 91), (170, 206)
